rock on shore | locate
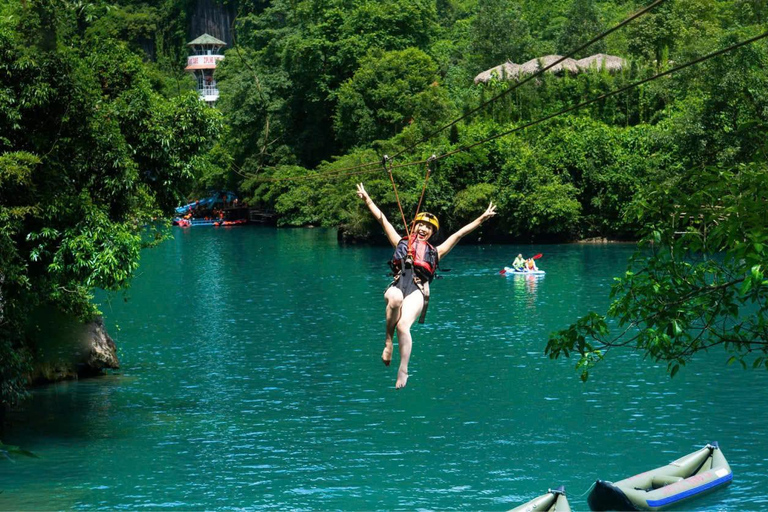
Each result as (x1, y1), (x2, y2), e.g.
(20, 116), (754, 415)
(26, 309), (120, 384)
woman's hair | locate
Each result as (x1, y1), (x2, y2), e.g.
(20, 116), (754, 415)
(427, 228), (445, 245)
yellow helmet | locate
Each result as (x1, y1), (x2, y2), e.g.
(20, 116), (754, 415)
(413, 212), (439, 232)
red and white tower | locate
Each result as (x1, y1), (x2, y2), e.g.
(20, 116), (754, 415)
(185, 33), (226, 103)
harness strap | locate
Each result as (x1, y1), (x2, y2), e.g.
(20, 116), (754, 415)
(383, 155), (410, 239)
(416, 278), (430, 324)
(412, 155), (435, 226)
(384, 154), (436, 256)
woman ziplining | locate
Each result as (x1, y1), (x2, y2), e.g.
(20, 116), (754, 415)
(356, 182), (496, 389)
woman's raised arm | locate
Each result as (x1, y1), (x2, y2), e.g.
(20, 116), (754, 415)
(357, 183), (401, 247)
(437, 202), (496, 260)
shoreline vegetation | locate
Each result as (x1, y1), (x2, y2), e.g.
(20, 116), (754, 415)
(2, 0), (767, 412)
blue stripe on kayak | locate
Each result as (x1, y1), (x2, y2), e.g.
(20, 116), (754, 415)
(646, 473), (733, 508)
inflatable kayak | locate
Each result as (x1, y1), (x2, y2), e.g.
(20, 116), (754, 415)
(509, 486), (571, 512)
(588, 442), (732, 511)
(503, 267), (545, 275)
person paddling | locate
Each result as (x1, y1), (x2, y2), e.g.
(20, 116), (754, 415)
(356, 183), (496, 389)
(512, 253), (525, 271)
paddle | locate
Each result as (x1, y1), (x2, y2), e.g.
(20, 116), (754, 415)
(499, 253), (543, 274)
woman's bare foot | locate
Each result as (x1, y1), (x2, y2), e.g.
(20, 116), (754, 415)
(382, 341), (393, 366)
(395, 368), (409, 389)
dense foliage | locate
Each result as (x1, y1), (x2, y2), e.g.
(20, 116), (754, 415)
(0, 0), (221, 409)
(209, 0), (765, 237)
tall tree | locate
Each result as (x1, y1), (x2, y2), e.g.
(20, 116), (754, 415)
(333, 48), (448, 150)
(230, 0), (438, 167)
(468, 0), (533, 71)
(556, 0), (606, 58)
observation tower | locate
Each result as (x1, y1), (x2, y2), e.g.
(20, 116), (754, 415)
(185, 33), (226, 103)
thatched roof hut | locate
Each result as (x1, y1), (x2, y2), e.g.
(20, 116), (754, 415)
(519, 55), (580, 76)
(474, 61), (522, 84)
(474, 53), (627, 85)
(575, 53), (626, 72)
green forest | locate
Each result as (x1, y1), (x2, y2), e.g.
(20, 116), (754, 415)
(1, 0), (767, 409)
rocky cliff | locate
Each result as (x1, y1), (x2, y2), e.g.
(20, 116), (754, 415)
(188, 0), (237, 47)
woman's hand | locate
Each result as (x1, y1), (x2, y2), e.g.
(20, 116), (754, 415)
(479, 201), (497, 222)
(356, 183), (370, 202)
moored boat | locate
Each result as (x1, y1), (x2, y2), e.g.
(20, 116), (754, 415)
(509, 486), (571, 512)
(173, 217), (248, 227)
(588, 442), (732, 511)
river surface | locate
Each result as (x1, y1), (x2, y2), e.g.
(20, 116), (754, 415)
(2, 227), (767, 511)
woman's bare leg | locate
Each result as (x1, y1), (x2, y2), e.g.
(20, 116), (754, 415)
(394, 291), (424, 389)
(382, 287), (404, 365)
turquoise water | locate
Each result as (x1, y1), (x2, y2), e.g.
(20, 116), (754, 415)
(2, 227), (767, 511)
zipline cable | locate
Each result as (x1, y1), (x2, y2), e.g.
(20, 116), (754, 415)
(426, 30), (768, 163)
(386, 0), (668, 161)
(254, 30), (768, 182)
(239, 0), (665, 182)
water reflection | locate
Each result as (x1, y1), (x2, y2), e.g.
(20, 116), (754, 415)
(507, 273), (544, 312)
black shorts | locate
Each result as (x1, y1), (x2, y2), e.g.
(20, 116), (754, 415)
(387, 267), (422, 299)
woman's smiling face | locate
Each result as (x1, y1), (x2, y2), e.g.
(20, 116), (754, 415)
(414, 221), (434, 240)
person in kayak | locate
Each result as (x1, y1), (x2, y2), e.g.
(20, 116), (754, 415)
(356, 183), (497, 389)
(512, 254), (525, 271)
(526, 257), (539, 272)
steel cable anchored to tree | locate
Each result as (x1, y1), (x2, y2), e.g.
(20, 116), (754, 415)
(252, 29), (768, 184)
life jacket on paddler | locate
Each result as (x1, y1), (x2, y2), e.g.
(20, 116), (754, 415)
(389, 212), (440, 323)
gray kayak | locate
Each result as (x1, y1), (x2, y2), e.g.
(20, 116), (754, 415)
(509, 486), (571, 512)
(588, 442), (732, 511)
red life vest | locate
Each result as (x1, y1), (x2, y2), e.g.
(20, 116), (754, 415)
(390, 234), (438, 282)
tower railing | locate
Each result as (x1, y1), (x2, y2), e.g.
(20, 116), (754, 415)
(198, 85), (219, 99)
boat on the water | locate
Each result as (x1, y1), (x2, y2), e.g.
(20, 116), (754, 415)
(509, 486), (571, 512)
(173, 190), (252, 227)
(588, 442), (732, 511)
(503, 267), (545, 275)
(174, 217), (249, 227)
